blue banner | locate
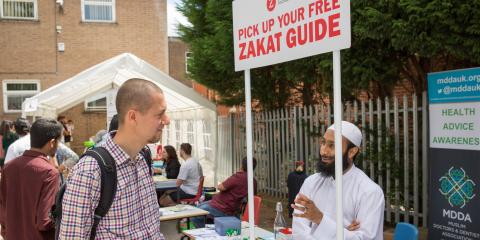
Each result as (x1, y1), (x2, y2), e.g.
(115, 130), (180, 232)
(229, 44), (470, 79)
(428, 67), (480, 240)
(428, 67), (480, 103)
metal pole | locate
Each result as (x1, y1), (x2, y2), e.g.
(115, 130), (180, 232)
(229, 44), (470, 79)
(244, 69), (255, 239)
(214, 114), (219, 188)
(333, 50), (344, 240)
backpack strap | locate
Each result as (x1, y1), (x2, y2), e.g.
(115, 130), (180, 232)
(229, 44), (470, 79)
(83, 147), (117, 240)
(52, 182), (67, 240)
(140, 146), (153, 176)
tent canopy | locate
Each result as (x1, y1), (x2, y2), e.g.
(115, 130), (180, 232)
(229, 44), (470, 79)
(22, 53), (216, 118)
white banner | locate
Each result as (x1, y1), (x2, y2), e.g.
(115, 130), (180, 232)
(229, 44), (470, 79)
(429, 102), (480, 151)
(232, 0), (351, 71)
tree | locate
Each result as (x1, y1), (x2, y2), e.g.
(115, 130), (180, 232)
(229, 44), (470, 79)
(178, 0), (480, 107)
(177, 0), (320, 109)
(347, 0), (480, 94)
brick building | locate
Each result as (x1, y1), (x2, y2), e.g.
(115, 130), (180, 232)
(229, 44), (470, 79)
(168, 36), (231, 116)
(0, 0), (169, 152)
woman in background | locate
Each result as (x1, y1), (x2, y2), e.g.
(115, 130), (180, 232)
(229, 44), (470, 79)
(1, 120), (17, 167)
(162, 145), (181, 179)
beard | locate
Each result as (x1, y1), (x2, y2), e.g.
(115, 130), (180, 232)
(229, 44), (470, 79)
(316, 151), (350, 177)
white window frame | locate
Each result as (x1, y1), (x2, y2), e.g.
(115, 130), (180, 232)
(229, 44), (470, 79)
(0, 0), (38, 20)
(202, 120), (213, 160)
(186, 120), (195, 144)
(81, 0), (116, 23)
(163, 124), (170, 143)
(185, 52), (192, 74)
(175, 121), (181, 150)
(85, 92), (107, 111)
(2, 80), (40, 113)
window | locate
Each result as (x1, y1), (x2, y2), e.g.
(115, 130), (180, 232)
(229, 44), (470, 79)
(185, 52), (192, 74)
(202, 120), (213, 160)
(163, 124), (170, 143)
(175, 121), (181, 150)
(2, 80), (40, 113)
(82, 0), (115, 22)
(85, 93), (106, 111)
(186, 120), (195, 144)
(0, 0), (38, 20)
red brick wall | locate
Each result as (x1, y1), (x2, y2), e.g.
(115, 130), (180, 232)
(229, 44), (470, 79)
(0, 0), (168, 154)
(168, 37), (191, 86)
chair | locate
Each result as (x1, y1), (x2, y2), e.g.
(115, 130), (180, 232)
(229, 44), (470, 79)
(180, 176), (205, 205)
(393, 222), (418, 240)
(241, 196), (262, 225)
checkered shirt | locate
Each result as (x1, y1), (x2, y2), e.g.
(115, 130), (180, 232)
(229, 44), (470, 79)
(59, 134), (164, 239)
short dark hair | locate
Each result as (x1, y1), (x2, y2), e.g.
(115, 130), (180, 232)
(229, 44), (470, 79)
(115, 78), (163, 125)
(180, 143), (192, 155)
(30, 118), (63, 148)
(241, 157), (257, 172)
(15, 118), (30, 135)
(109, 114), (119, 132)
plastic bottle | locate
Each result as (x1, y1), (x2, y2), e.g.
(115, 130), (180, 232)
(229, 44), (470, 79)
(274, 202), (287, 239)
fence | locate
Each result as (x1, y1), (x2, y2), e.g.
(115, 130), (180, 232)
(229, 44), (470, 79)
(217, 92), (428, 227)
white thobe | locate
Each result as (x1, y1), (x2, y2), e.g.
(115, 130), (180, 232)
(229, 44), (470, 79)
(292, 165), (385, 240)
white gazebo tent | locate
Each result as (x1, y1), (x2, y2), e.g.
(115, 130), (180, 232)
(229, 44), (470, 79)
(22, 53), (218, 186)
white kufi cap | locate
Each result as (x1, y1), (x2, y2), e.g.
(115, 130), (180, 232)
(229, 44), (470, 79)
(327, 121), (362, 147)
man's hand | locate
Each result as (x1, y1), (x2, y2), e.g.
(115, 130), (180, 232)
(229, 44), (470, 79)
(291, 193), (323, 225)
(347, 220), (360, 231)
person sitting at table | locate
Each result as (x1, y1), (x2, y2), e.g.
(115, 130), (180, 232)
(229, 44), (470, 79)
(161, 145), (181, 179)
(159, 143), (203, 206)
(191, 157), (258, 228)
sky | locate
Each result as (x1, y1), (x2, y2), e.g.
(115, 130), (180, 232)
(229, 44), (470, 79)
(167, 0), (190, 36)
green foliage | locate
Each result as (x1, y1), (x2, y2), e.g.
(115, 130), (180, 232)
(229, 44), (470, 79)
(177, 0), (480, 108)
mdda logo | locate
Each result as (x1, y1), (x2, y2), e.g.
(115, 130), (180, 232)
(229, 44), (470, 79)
(439, 167), (476, 208)
(266, 0), (276, 11)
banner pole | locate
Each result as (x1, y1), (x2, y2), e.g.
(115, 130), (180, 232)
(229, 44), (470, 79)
(244, 69), (255, 239)
(333, 50), (344, 240)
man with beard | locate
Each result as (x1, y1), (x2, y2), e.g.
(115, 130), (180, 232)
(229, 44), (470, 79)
(59, 79), (169, 239)
(292, 121), (385, 240)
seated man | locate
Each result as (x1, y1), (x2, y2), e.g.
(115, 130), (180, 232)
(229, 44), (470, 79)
(159, 143), (202, 206)
(191, 157), (258, 228)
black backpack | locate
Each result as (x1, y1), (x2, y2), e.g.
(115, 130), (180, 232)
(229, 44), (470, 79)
(51, 146), (153, 240)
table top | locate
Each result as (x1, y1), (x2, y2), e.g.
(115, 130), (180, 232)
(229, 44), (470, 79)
(154, 176), (177, 191)
(159, 204), (209, 221)
(153, 175), (169, 182)
(183, 221), (274, 240)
